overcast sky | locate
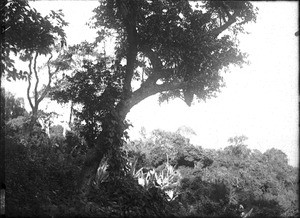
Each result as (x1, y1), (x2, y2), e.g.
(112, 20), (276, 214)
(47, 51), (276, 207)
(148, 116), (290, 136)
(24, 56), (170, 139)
(4, 1), (299, 166)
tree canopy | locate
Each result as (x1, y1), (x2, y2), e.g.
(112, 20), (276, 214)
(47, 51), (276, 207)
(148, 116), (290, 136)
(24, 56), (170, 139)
(90, 0), (257, 106)
(1, 0), (67, 80)
(2, 0), (70, 132)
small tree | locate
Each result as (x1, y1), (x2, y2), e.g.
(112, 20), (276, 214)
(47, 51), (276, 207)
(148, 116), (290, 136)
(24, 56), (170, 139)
(2, 0), (69, 129)
(21, 13), (68, 129)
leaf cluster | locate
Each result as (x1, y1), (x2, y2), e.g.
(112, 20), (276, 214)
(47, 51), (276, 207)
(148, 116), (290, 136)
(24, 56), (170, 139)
(51, 58), (125, 146)
(1, 0), (68, 79)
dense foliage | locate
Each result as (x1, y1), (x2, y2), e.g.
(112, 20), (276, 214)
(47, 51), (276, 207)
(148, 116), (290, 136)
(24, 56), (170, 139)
(5, 116), (298, 217)
(4, 115), (176, 217)
(124, 130), (299, 217)
(1, 0), (67, 80)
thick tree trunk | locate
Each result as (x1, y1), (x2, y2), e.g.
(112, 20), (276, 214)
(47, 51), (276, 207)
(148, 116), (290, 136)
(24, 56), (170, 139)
(78, 1), (139, 198)
(78, 99), (132, 197)
(78, 147), (103, 197)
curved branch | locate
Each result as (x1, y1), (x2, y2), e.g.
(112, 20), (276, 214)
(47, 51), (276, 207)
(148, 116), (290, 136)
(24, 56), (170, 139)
(210, 11), (238, 36)
(138, 46), (165, 89)
(37, 53), (55, 105)
(126, 79), (187, 111)
(27, 55), (34, 111)
(33, 52), (39, 108)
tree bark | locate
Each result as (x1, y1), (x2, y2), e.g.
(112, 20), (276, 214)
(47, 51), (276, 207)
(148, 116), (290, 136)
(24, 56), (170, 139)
(78, 93), (134, 196)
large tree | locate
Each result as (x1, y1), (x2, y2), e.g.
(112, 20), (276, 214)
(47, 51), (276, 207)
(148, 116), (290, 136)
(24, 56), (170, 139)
(53, 0), (257, 195)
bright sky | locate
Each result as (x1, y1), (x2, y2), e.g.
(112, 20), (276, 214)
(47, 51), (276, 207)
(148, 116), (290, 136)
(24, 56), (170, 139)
(4, 1), (299, 167)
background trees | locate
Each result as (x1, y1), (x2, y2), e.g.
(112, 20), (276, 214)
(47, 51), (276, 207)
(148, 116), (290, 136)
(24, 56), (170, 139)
(124, 131), (299, 217)
(2, 88), (27, 121)
(95, 127), (288, 216)
(125, 128), (212, 170)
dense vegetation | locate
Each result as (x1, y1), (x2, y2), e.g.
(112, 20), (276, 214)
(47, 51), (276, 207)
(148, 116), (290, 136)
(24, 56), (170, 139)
(2, 90), (298, 217)
(2, 0), (298, 217)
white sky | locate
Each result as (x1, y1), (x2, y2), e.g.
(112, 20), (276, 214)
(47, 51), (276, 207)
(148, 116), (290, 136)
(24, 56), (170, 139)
(3, 1), (299, 166)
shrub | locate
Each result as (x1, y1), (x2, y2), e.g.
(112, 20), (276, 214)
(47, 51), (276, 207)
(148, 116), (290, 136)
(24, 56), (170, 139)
(87, 175), (175, 217)
(5, 121), (82, 217)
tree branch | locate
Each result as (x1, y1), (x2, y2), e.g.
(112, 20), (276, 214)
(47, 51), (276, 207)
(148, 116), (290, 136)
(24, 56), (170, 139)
(141, 46), (163, 70)
(127, 79), (187, 110)
(37, 53), (56, 105)
(117, 0), (138, 98)
(27, 55), (34, 112)
(33, 52), (39, 109)
(210, 11), (237, 37)
(138, 46), (165, 88)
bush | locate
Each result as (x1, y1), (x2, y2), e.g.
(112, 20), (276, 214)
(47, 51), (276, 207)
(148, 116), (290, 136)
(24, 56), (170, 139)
(5, 121), (82, 217)
(64, 130), (87, 156)
(5, 138), (49, 216)
(250, 198), (284, 217)
(86, 175), (176, 217)
(176, 176), (240, 217)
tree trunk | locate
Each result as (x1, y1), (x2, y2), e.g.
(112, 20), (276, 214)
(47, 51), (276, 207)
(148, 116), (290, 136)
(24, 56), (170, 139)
(29, 106), (39, 133)
(69, 100), (73, 126)
(78, 147), (103, 197)
(78, 99), (131, 197)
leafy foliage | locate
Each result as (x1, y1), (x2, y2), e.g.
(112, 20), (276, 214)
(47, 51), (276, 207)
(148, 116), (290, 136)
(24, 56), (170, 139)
(126, 128), (212, 170)
(125, 132), (298, 217)
(1, 0), (68, 80)
(5, 116), (298, 217)
(199, 136), (298, 217)
(92, 0), (257, 106)
(4, 118), (176, 217)
(5, 118), (80, 217)
(51, 58), (123, 146)
(88, 175), (174, 217)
